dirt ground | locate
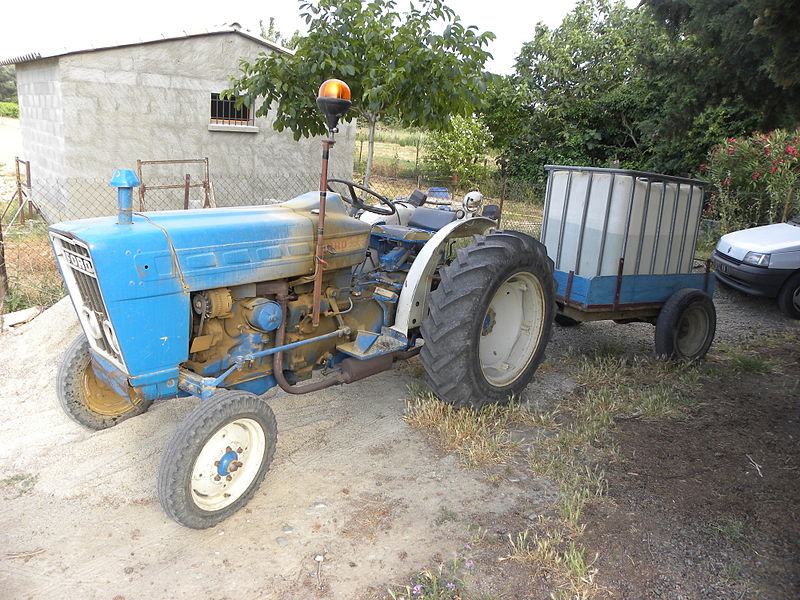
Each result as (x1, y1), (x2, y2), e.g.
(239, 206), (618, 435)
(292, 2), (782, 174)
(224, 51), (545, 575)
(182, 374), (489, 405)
(0, 280), (797, 599)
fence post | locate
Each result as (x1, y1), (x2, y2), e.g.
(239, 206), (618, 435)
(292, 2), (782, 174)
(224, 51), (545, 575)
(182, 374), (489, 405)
(184, 174), (191, 209)
(0, 219), (7, 308)
(15, 157), (25, 225)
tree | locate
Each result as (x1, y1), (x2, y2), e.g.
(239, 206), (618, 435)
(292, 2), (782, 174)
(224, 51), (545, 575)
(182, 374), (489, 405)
(423, 115), (492, 188)
(485, 0), (666, 179)
(228, 0), (494, 187)
(642, 0), (800, 172)
(259, 17), (300, 50)
(0, 66), (16, 103)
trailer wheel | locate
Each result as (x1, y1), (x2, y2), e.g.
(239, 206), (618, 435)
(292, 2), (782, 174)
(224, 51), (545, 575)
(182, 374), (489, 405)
(158, 390), (277, 529)
(776, 271), (800, 319)
(421, 230), (555, 409)
(655, 289), (716, 360)
(57, 333), (153, 430)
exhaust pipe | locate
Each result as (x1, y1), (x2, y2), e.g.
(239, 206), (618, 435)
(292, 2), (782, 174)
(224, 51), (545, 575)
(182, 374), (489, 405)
(109, 169), (140, 225)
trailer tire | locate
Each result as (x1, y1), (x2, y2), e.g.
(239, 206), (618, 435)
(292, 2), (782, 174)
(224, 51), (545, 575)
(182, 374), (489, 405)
(158, 390), (277, 529)
(776, 271), (800, 319)
(421, 230), (555, 409)
(655, 289), (716, 360)
(57, 333), (153, 430)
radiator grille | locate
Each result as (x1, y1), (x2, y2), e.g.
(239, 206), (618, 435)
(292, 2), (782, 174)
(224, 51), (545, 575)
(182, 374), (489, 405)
(51, 234), (123, 366)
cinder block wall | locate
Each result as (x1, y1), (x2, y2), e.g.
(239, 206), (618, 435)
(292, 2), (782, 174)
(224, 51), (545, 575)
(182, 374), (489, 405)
(17, 32), (355, 218)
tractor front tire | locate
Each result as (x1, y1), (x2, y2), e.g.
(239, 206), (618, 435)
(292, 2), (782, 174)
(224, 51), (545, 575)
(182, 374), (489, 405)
(420, 230), (555, 409)
(157, 390), (277, 529)
(57, 333), (153, 430)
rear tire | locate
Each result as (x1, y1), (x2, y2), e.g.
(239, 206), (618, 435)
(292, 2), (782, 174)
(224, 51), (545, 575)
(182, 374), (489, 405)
(420, 230), (555, 409)
(158, 390), (277, 529)
(655, 289), (716, 360)
(776, 271), (800, 319)
(57, 333), (153, 430)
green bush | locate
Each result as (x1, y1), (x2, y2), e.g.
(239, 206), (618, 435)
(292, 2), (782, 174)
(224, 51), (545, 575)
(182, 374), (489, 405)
(703, 129), (800, 231)
(0, 102), (19, 118)
(422, 115), (493, 189)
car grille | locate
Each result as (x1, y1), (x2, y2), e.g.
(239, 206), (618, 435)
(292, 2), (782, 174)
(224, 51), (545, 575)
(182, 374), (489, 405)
(51, 233), (125, 369)
(713, 250), (742, 265)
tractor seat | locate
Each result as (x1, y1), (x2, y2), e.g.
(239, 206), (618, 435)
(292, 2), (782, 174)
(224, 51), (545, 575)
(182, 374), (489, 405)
(406, 207), (458, 231)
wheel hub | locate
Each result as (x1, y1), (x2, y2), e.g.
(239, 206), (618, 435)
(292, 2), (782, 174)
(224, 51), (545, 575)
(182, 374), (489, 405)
(216, 447), (239, 477)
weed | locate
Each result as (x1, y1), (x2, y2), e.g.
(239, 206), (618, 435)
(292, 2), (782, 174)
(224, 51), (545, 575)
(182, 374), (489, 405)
(728, 351), (774, 374)
(711, 517), (745, 542)
(434, 506), (460, 526)
(388, 554), (471, 600)
(722, 560), (743, 579)
(0, 473), (38, 497)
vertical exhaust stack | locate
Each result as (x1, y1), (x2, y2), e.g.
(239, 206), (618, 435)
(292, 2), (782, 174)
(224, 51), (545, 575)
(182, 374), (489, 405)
(311, 79), (352, 326)
(110, 169), (141, 225)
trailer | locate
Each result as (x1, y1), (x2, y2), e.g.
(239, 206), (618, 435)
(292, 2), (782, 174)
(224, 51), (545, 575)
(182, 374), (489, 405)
(541, 165), (716, 359)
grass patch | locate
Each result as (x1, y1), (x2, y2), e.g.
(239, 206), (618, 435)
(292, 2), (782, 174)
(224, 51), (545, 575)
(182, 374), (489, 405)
(388, 540), (477, 600)
(403, 385), (556, 468)
(0, 102), (19, 118)
(1, 473), (38, 498)
(711, 516), (745, 542)
(506, 528), (598, 599)
(727, 351), (774, 373)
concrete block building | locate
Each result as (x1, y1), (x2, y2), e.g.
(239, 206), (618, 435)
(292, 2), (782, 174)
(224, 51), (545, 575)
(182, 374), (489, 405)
(1, 26), (355, 221)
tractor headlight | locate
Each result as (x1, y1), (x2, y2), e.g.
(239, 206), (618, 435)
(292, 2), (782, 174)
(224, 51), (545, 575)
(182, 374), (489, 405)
(742, 251), (771, 267)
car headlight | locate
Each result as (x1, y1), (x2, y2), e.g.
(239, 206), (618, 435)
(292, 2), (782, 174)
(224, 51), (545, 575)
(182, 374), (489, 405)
(742, 251), (771, 267)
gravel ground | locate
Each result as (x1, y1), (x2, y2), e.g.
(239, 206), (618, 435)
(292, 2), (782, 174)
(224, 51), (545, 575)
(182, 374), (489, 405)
(0, 278), (796, 599)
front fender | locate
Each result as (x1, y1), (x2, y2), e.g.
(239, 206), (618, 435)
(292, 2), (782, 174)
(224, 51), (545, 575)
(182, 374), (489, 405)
(390, 217), (496, 336)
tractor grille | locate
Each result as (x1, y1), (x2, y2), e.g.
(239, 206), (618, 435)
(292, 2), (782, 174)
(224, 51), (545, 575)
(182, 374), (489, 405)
(51, 233), (125, 368)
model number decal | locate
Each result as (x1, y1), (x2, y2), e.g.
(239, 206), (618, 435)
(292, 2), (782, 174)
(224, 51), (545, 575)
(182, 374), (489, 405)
(63, 249), (95, 275)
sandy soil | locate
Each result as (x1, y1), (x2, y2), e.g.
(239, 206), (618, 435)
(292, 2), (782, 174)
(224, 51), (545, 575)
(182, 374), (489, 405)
(0, 280), (796, 599)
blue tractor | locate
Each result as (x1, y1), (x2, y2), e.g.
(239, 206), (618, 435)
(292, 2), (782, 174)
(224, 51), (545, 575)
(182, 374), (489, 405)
(49, 80), (555, 528)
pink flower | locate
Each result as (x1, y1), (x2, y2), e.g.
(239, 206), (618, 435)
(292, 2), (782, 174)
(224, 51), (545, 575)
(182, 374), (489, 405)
(770, 166), (777, 173)
(699, 163), (706, 170)
(751, 172), (761, 180)
(722, 177), (731, 187)
(412, 584), (423, 595)
(786, 145), (798, 157)
(727, 148), (736, 154)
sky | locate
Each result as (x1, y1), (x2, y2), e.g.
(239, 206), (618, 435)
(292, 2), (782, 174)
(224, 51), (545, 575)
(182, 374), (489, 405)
(0, 0), (639, 75)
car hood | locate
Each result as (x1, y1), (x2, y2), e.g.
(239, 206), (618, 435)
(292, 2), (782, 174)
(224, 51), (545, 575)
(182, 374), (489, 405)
(717, 222), (800, 260)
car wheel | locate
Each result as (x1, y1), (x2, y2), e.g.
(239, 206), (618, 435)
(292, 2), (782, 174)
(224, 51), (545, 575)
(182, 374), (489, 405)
(777, 271), (800, 319)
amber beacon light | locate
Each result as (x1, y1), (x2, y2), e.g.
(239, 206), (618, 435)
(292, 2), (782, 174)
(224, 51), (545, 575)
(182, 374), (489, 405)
(316, 79), (352, 132)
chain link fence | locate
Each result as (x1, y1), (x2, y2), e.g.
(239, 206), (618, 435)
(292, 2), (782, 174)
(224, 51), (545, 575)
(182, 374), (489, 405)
(1, 168), (542, 315)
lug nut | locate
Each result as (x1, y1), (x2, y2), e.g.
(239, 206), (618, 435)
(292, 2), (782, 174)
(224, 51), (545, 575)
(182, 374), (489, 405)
(214, 475), (221, 481)
(226, 446), (232, 453)
(214, 460), (220, 466)
(237, 447), (243, 453)
(226, 475), (232, 481)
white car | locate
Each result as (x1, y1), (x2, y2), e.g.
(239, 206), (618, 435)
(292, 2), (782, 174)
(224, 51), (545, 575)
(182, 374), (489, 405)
(712, 217), (800, 318)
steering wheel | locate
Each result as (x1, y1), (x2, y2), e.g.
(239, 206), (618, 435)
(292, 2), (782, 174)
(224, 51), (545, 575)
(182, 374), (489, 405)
(326, 178), (397, 216)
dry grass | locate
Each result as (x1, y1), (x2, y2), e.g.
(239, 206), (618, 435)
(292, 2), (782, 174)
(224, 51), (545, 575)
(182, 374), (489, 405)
(403, 385), (556, 468)
(1, 222), (64, 313)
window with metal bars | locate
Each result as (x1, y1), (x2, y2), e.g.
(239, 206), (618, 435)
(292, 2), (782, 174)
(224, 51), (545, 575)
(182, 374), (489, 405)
(210, 93), (254, 126)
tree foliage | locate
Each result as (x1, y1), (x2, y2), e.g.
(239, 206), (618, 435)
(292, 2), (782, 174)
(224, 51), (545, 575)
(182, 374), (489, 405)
(485, 0), (666, 179)
(483, 0), (800, 182)
(0, 66), (17, 103)
(228, 0), (493, 185)
(423, 115), (492, 187)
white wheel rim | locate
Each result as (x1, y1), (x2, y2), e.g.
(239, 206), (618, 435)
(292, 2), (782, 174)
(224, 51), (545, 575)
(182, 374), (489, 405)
(190, 418), (266, 512)
(478, 271), (546, 387)
(675, 303), (709, 357)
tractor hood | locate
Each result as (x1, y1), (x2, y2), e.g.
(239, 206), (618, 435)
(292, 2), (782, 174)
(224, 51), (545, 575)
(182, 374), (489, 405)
(50, 192), (369, 300)
(48, 192), (370, 380)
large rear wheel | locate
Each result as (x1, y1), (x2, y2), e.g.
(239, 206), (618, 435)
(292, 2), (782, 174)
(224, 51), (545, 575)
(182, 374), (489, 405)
(420, 231), (555, 409)
(57, 333), (153, 430)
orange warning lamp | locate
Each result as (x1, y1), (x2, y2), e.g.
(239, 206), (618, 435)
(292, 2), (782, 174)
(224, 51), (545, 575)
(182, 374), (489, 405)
(316, 79), (352, 132)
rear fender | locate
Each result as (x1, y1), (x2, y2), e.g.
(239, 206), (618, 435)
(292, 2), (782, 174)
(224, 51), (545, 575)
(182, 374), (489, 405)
(390, 217), (496, 337)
